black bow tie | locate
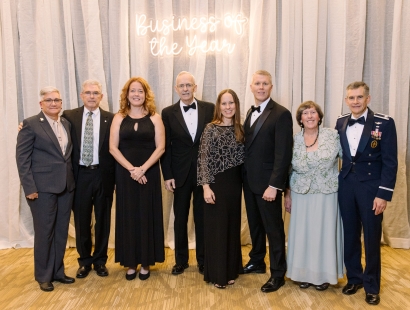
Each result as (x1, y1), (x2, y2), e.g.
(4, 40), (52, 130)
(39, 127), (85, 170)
(348, 116), (365, 126)
(251, 105), (261, 113)
(183, 102), (196, 112)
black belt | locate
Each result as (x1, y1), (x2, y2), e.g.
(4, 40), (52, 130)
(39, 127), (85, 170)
(80, 164), (99, 170)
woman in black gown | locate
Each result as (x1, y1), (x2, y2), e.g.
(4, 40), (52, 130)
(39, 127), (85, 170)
(197, 89), (245, 288)
(110, 77), (165, 281)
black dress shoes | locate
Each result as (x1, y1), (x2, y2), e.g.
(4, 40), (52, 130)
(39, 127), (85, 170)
(139, 271), (150, 280)
(39, 282), (54, 292)
(172, 263), (189, 275)
(342, 283), (363, 295)
(315, 283), (330, 291)
(53, 275), (75, 284)
(243, 262), (266, 274)
(76, 265), (92, 278)
(198, 264), (204, 275)
(126, 271), (137, 281)
(94, 264), (109, 277)
(365, 293), (380, 305)
(261, 277), (285, 293)
(299, 282), (311, 289)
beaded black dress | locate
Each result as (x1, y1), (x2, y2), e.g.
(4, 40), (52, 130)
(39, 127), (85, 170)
(115, 115), (164, 267)
(197, 123), (245, 285)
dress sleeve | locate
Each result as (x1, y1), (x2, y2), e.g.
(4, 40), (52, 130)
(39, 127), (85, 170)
(197, 124), (215, 185)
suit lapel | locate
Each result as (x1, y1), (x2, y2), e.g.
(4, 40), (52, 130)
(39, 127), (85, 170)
(173, 100), (191, 138)
(194, 100), (205, 144)
(355, 109), (374, 161)
(38, 111), (64, 157)
(99, 108), (109, 153)
(61, 116), (72, 159)
(247, 99), (274, 147)
(339, 115), (352, 161)
(74, 107), (84, 151)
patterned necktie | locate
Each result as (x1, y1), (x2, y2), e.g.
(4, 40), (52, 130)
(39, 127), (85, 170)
(82, 112), (93, 166)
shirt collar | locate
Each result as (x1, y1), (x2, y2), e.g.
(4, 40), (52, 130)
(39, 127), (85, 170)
(255, 98), (270, 113)
(351, 108), (368, 120)
(83, 106), (100, 117)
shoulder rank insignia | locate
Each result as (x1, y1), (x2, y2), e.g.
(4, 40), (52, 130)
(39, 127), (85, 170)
(374, 112), (390, 120)
(337, 113), (350, 119)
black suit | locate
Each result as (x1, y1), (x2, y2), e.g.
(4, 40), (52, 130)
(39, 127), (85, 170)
(16, 111), (75, 282)
(243, 99), (293, 277)
(62, 106), (115, 267)
(161, 99), (214, 265)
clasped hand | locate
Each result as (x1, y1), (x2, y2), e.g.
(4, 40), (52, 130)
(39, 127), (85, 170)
(129, 166), (147, 184)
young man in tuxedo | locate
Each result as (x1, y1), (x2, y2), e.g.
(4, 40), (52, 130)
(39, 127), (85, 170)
(161, 71), (214, 275)
(16, 87), (76, 292)
(242, 70), (293, 293)
(336, 81), (398, 305)
(62, 80), (115, 279)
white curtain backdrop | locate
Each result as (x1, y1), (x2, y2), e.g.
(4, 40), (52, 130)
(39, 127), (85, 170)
(0, 0), (409, 250)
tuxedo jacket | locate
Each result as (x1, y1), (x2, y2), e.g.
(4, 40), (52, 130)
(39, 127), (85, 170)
(161, 99), (214, 187)
(335, 108), (398, 201)
(243, 99), (293, 194)
(62, 106), (115, 197)
(16, 111), (75, 195)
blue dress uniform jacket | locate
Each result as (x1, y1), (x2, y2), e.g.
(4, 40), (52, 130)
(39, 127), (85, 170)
(336, 108), (397, 201)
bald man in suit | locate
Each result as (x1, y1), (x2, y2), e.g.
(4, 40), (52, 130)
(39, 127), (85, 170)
(16, 87), (76, 292)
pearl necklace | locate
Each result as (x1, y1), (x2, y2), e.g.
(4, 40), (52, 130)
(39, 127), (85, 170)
(304, 129), (319, 148)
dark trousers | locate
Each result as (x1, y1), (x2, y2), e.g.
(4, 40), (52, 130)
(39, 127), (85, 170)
(339, 172), (383, 294)
(73, 167), (112, 267)
(173, 162), (204, 265)
(243, 174), (287, 278)
(28, 187), (74, 282)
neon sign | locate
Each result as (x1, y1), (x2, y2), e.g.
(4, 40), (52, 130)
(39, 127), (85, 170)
(136, 14), (247, 56)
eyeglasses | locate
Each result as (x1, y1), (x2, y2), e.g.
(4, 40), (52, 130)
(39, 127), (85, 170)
(83, 91), (101, 96)
(177, 83), (194, 89)
(42, 99), (62, 103)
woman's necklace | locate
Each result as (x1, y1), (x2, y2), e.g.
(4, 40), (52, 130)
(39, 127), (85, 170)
(303, 129), (319, 148)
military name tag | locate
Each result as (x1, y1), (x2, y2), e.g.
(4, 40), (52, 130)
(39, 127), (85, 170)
(371, 140), (378, 148)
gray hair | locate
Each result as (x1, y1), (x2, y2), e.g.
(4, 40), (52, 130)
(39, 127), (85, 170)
(39, 86), (60, 100)
(175, 71), (196, 85)
(82, 79), (102, 93)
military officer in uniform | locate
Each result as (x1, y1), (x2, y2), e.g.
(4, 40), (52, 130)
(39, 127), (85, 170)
(335, 81), (398, 305)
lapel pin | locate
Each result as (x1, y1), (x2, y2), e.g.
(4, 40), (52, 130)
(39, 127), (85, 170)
(40, 118), (44, 122)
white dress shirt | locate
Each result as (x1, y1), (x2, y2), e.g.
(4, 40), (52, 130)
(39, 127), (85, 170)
(80, 107), (100, 165)
(346, 108), (368, 157)
(43, 113), (68, 155)
(180, 99), (198, 142)
(250, 98), (270, 126)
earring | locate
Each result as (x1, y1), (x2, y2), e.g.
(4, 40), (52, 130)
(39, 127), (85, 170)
(318, 120), (322, 125)
(300, 122), (304, 128)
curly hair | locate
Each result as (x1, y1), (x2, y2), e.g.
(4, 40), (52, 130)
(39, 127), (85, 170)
(118, 77), (156, 117)
(212, 89), (244, 143)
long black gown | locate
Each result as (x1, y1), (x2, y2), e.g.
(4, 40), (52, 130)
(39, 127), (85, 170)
(197, 123), (245, 286)
(115, 114), (164, 267)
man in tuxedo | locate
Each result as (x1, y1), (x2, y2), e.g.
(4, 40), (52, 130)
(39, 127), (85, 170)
(16, 87), (76, 292)
(161, 71), (214, 275)
(242, 70), (293, 293)
(336, 81), (397, 305)
(62, 80), (115, 278)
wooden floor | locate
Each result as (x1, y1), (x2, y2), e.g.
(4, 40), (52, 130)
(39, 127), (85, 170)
(1, 245), (409, 309)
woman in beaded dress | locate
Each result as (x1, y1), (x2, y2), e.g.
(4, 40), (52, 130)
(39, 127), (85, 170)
(109, 77), (165, 281)
(284, 101), (344, 290)
(197, 89), (245, 289)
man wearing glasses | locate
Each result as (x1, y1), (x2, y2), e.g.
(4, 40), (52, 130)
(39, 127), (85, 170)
(16, 87), (76, 291)
(62, 80), (115, 279)
(161, 71), (214, 275)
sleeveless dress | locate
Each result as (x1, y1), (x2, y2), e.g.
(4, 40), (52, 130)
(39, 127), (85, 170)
(115, 114), (164, 267)
(197, 124), (245, 286)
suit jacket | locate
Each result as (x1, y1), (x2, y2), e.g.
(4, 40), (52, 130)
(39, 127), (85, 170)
(289, 128), (341, 194)
(335, 108), (397, 201)
(244, 99), (293, 194)
(16, 111), (75, 195)
(62, 106), (115, 198)
(161, 99), (214, 187)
